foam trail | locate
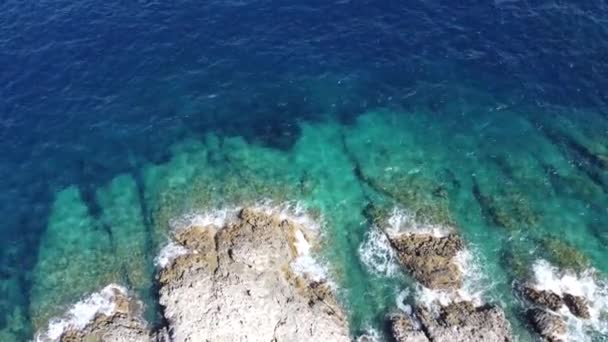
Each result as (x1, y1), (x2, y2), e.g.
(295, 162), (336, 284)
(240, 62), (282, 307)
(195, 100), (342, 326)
(155, 241), (191, 268)
(169, 207), (239, 231)
(358, 227), (400, 277)
(395, 288), (412, 314)
(245, 202), (331, 284)
(385, 207), (452, 238)
(35, 284), (127, 342)
(250, 200), (323, 231)
(291, 229), (328, 282)
(356, 327), (381, 342)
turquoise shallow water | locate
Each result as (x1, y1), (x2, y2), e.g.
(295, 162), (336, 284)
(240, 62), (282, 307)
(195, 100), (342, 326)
(16, 84), (608, 341)
(2, 1), (608, 340)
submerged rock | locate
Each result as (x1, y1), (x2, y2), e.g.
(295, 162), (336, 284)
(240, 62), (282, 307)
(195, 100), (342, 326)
(522, 286), (563, 311)
(30, 186), (119, 328)
(157, 207), (349, 341)
(414, 302), (512, 342)
(563, 293), (591, 319)
(527, 308), (566, 342)
(541, 236), (590, 272)
(389, 233), (464, 290)
(96, 174), (151, 293)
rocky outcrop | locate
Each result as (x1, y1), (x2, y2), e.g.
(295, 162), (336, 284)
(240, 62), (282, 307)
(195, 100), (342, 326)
(390, 302), (512, 342)
(58, 306), (149, 342)
(563, 293), (591, 319)
(35, 285), (152, 342)
(389, 314), (429, 342)
(418, 302), (511, 342)
(522, 286), (563, 311)
(527, 308), (566, 342)
(382, 221), (512, 342)
(520, 279), (592, 340)
(522, 284), (590, 320)
(382, 229), (511, 341)
(157, 207), (349, 342)
(388, 233), (464, 290)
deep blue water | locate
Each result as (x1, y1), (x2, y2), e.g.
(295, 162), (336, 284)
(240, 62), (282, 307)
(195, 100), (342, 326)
(1, 0), (608, 339)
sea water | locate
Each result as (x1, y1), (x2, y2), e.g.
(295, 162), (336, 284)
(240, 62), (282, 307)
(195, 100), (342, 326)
(1, 1), (607, 341)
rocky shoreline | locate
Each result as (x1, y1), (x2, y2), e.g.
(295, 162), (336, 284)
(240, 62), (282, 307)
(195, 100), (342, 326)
(35, 205), (602, 342)
(34, 284), (154, 342)
(36, 206), (349, 342)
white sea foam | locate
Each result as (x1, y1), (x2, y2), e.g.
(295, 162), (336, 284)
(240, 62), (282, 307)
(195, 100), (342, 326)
(157, 207), (240, 269)
(356, 327), (381, 342)
(415, 249), (487, 309)
(291, 228), (328, 283)
(169, 207), (239, 231)
(256, 203), (332, 284)
(385, 207), (452, 238)
(531, 259), (596, 298)
(396, 288), (412, 314)
(242, 201), (329, 282)
(249, 200), (323, 231)
(530, 259), (608, 341)
(155, 241), (192, 268)
(358, 227), (400, 277)
(454, 249), (487, 305)
(35, 284), (127, 342)
(171, 201), (322, 232)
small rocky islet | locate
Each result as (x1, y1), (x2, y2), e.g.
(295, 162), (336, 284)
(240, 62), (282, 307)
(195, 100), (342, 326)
(35, 204), (601, 342)
(377, 214), (513, 342)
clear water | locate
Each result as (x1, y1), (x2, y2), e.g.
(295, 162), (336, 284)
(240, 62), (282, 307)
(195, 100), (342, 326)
(1, 1), (607, 341)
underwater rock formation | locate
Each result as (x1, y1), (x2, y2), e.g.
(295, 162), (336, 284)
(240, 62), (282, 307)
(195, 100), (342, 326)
(35, 285), (152, 342)
(30, 186), (119, 328)
(96, 174), (152, 293)
(540, 236), (590, 272)
(471, 178), (539, 232)
(157, 206), (350, 341)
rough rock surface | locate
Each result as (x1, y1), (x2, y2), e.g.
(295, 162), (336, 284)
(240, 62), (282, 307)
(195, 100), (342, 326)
(158, 207), (349, 342)
(389, 313), (429, 342)
(389, 233), (464, 289)
(414, 301), (512, 342)
(522, 286), (563, 311)
(56, 287), (151, 342)
(563, 293), (591, 319)
(527, 308), (566, 342)
(384, 226), (512, 342)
